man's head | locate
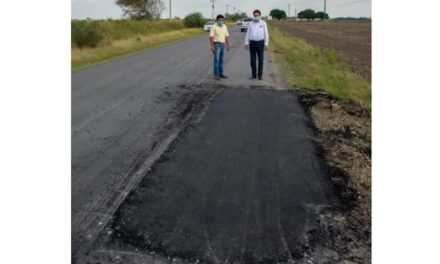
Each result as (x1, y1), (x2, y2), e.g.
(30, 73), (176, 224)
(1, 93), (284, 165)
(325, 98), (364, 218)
(216, 14), (225, 26)
(253, 9), (262, 20)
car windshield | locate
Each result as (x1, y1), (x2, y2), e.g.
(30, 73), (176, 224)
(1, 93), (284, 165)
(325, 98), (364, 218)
(244, 18), (253, 22)
(206, 22), (214, 25)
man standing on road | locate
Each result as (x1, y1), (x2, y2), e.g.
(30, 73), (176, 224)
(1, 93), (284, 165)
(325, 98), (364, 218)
(210, 14), (230, 81)
(245, 9), (269, 80)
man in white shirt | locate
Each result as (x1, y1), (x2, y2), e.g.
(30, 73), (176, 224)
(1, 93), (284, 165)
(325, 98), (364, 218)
(245, 9), (269, 80)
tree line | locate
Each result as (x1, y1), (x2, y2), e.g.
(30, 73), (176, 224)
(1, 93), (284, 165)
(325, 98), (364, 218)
(114, 0), (335, 23)
(115, 0), (252, 22)
(270, 8), (329, 21)
(297, 9), (329, 21)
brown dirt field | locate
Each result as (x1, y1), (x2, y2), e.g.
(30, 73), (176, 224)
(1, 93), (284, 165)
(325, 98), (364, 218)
(271, 20), (371, 82)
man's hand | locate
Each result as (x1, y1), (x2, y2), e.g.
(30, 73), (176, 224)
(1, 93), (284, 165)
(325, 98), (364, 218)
(211, 45), (215, 53)
(264, 45), (268, 50)
(245, 45), (249, 50)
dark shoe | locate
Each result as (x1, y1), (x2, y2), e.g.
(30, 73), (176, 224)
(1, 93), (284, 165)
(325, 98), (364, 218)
(220, 75), (228, 79)
(258, 77), (263, 80)
(250, 76), (257, 79)
(215, 76), (221, 80)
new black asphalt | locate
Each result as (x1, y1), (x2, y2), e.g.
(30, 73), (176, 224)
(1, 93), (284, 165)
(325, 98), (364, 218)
(72, 26), (340, 263)
(104, 88), (339, 263)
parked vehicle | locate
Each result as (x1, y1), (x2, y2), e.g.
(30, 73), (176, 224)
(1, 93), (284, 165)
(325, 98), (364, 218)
(203, 22), (215, 31)
(240, 18), (253, 32)
(236, 20), (242, 26)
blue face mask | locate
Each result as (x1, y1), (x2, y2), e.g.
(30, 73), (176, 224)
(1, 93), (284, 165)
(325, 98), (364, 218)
(217, 21), (224, 26)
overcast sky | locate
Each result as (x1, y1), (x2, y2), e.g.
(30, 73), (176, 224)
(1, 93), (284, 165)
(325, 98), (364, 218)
(72, 0), (371, 20)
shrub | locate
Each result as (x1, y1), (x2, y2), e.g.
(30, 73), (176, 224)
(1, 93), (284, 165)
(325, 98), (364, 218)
(325, 49), (338, 64)
(71, 19), (186, 48)
(98, 20), (183, 40)
(72, 20), (104, 48)
(184, 12), (205, 28)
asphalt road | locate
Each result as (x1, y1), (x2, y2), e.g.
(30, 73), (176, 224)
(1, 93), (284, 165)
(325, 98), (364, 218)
(72, 26), (339, 263)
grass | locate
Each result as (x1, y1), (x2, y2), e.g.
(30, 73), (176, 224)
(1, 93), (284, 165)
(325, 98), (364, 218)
(72, 19), (185, 43)
(72, 19), (204, 70)
(269, 26), (371, 108)
(88, 19), (185, 40)
(72, 28), (203, 70)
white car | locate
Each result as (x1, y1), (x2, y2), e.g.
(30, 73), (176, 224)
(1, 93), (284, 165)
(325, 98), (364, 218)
(236, 20), (242, 26)
(204, 22), (215, 31)
(240, 18), (253, 32)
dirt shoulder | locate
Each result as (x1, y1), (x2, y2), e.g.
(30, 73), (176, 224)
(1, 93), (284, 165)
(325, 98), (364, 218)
(296, 89), (371, 263)
(272, 20), (371, 82)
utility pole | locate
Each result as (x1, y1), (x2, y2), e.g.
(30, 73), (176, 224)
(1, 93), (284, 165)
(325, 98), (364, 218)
(233, 6), (236, 13)
(288, 3), (291, 17)
(210, 0), (216, 19)
(324, 0), (327, 20)
(169, 0), (172, 20)
(226, 4), (229, 15)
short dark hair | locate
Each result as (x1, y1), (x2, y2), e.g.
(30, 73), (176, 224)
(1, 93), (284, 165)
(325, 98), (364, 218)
(216, 14), (225, 20)
(253, 9), (261, 15)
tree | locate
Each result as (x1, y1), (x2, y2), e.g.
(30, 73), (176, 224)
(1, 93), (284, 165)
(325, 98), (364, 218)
(225, 12), (247, 21)
(116, 0), (165, 20)
(298, 9), (316, 21)
(316, 11), (329, 20)
(184, 12), (205, 28)
(270, 9), (287, 20)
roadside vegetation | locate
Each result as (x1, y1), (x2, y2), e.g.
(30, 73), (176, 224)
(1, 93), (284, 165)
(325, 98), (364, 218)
(72, 19), (204, 70)
(269, 26), (371, 108)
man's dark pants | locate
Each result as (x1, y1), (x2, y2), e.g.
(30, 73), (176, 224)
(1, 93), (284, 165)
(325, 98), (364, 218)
(249, 40), (265, 78)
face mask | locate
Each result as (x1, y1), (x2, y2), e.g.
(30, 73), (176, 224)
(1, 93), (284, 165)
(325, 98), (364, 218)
(217, 21), (224, 26)
(254, 16), (261, 21)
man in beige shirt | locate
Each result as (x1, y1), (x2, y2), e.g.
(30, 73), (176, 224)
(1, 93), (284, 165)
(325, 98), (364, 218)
(210, 14), (230, 80)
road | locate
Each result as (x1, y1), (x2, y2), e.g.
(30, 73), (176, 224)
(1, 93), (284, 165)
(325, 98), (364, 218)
(72, 26), (339, 263)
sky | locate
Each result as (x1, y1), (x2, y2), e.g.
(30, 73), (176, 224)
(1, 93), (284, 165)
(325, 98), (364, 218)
(72, 0), (371, 20)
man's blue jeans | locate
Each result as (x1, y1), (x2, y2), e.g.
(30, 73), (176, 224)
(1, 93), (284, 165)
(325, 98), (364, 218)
(213, 43), (225, 77)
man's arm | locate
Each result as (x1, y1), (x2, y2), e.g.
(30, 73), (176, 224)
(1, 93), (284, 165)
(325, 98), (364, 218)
(209, 27), (215, 52)
(264, 21), (269, 49)
(210, 36), (215, 52)
(245, 25), (251, 49)
(225, 27), (230, 51)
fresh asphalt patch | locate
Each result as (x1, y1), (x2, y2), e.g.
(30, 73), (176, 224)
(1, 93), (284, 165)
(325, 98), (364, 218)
(71, 83), (223, 261)
(88, 87), (341, 263)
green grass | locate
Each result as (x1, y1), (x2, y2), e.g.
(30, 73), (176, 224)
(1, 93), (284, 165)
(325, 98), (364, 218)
(72, 19), (204, 71)
(269, 26), (371, 108)
(72, 29), (203, 71)
(72, 19), (185, 44)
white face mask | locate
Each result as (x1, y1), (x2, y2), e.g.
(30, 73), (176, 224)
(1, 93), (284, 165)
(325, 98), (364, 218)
(254, 16), (261, 21)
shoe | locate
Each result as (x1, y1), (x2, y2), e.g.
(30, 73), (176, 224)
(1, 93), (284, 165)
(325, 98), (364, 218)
(258, 76), (263, 80)
(250, 76), (257, 79)
(220, 75), (228, 79)
(215, 76), (221, 80)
